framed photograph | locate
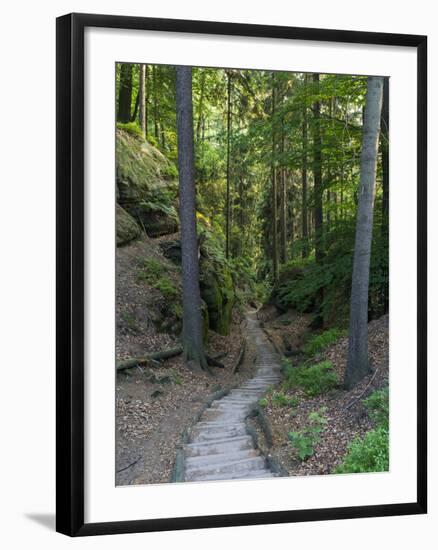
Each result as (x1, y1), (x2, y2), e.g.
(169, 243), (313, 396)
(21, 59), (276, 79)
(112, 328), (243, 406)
(56, 13), (427, 536)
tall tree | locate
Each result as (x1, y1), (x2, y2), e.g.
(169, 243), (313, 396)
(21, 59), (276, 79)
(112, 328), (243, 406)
(344, 76), (384, 389)
(117, 63), (133, 123)
(280, 119), (287, 264)
(381, 77), (389, 235)
(271, 73), (279, 281)
(175, 66), (209, 371)
(312, 73), (323, 263)
(225, 71), (232, 259)
(301, 75), (309, 258)
(139, 64), (146, 138)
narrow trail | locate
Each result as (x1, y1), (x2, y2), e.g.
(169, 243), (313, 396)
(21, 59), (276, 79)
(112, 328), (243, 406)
(182, 312), (282, 482)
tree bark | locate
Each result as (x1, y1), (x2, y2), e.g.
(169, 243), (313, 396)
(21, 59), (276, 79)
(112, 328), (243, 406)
(176, 66), (209, 371)
(312, 73), (323, 264)
(225, 71), (232, 259)
(271, 73), (279, 281)
(117, 63), (133, 123)
(302, 75), (309, 258)
(280, 121), (287, 264)
(381, 77), (389, 235)
(344, 76), (384, 389)
(139, 64), (146, 138)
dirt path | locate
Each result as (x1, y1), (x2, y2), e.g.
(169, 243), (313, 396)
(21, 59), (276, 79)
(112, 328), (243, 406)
(182, 313), (282, 482)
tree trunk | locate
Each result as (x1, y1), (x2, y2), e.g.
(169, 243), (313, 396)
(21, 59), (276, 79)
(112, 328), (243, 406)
(153, 65), (159, 140)
(312, 73), (323, 264)
(280, 122), (287, 264)
(175, 66), (209, 371)
(271, 74), (279, 281)
(196, 71), (206, 143)
(381, 77), (389, 235)
(117, 63), (133, 123)
(344, 76), (384, 389)
(302, 77), (309, 258)
(225, 71), (232, 259)
(139, 64), (146, 138)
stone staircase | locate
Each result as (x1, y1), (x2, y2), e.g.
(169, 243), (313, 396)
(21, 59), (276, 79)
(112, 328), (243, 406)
(182, 314), (282, 482)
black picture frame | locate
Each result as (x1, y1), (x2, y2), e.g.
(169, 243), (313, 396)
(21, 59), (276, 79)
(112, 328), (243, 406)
(56, 12), (427, 537)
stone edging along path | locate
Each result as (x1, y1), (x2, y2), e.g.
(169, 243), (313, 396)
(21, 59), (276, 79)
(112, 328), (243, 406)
(181, 313), (282, 482)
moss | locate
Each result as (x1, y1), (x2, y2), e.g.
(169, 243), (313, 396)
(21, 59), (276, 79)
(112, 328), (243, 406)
(116, 204), (141, 246)
(200, 264), (234, 336)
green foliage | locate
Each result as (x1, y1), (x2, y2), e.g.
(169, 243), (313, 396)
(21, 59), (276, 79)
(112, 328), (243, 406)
(282, 360), (339, 396)
(289, 408), (328, 460)
(335, 427), (389, 473)
(258, 398), (269, 409)
(303, 328), (345, 356)
(272, 391), (297, 408)
(117, 121), (145, 139)
(136, 259), (179, 300)
(336, 387), (389, 473)
(364, 387), (389, 429)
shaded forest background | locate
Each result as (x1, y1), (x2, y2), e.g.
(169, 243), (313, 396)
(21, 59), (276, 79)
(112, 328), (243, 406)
(116, 63), (388, 329)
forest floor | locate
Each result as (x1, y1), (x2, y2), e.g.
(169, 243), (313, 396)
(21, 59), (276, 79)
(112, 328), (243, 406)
(252, 307), (389, 476)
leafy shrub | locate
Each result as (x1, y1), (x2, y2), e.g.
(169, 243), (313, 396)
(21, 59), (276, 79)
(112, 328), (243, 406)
(289, 408), (327, 460)
(335, 427), (389, 473)
(364, 387), (389, 429)
(283, 360), (339, 396)
(272, 391), (297, 408)
(258, 398), (268, 408)
(336, 387), (389, 473)
(303, 328), (345, 356)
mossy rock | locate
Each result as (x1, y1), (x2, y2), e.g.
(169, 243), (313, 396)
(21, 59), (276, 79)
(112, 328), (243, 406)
(116, 128), (179, 237)
(200, 261), (235, 336)
(116, 204), (141, 246)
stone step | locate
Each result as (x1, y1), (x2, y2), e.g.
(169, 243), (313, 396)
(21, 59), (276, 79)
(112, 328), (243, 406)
(185, 436), (253, 457)
(190, 426), (248, 442)
(194, 469), (275, 482)
(185, 449), (258, 467)
(185, 456), (266, 480)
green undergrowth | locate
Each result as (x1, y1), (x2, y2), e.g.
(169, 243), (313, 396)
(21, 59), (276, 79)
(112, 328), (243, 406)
(336, 387), (389, 473)
(282, 359), (339, 396)
(289, 408), (328, 460)
(303, 328), (345, 356)
(136, 258), (180, 309)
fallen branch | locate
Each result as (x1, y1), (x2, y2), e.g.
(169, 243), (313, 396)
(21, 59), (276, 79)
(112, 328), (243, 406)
(116, 456), (141, 474)
(117, 346), (183, 372)
(232, 341), (246, 374)
(343, 367), (379, 411)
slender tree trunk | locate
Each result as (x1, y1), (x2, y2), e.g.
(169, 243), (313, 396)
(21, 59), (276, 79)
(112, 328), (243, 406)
(225, 72), (232, 259)
(131, 90), (139, 123)
(302, 77), (309, 258)
(271, 74), (279, 282)
(139, 64), (146, 138)
(196, 71), (206, 143)
(145, 65), (149, 136)
(280, 121), (287, 264)
(344, 76), (384, 389)
(380, 77), (389, 314)
(312, 73), (323, 264)
(117, 63), (133, 123)
(153, 65), (159, 140)
(175, 66), (209, 371)
(381, 77), (389, 235)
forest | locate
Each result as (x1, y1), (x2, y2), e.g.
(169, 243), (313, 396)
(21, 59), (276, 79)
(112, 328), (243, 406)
(115, 62), (389, 485)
